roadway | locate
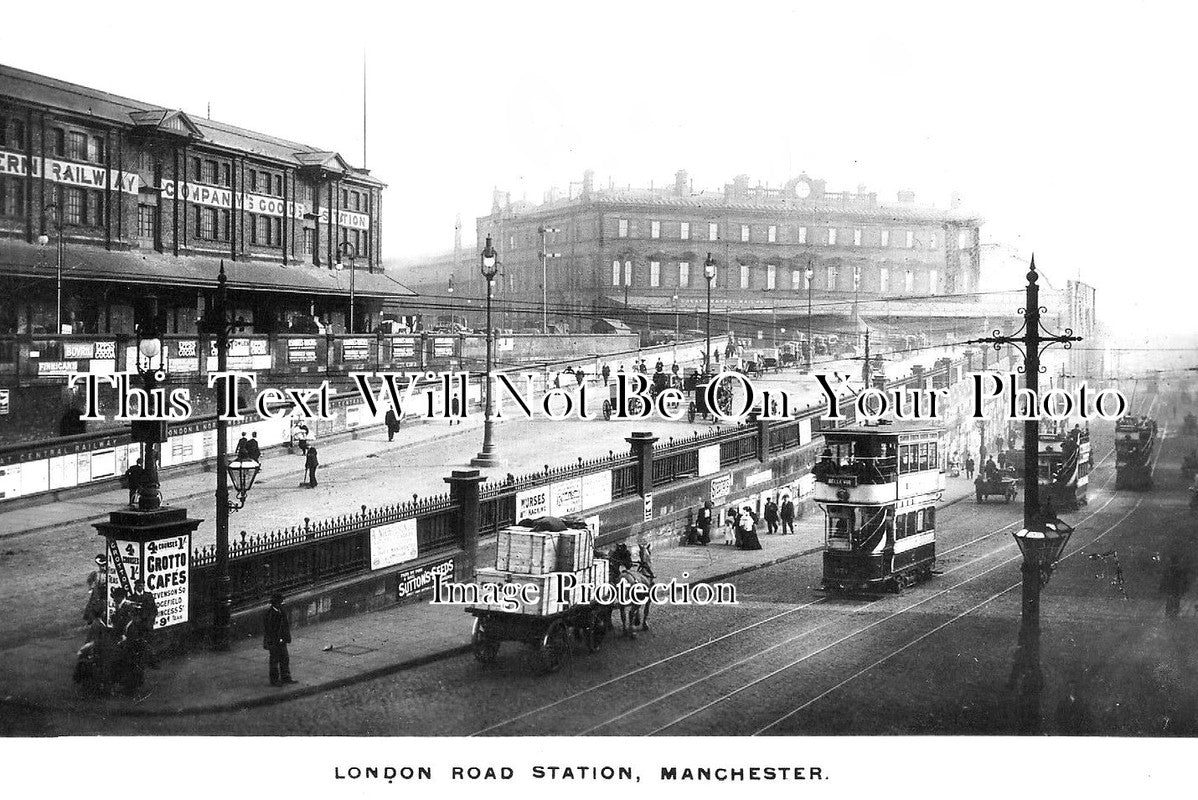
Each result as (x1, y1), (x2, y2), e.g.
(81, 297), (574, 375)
(57, 393), (1198, 735)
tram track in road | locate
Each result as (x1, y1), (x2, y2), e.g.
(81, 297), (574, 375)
(471, 438), (1127, 736)
(613, 442), (1137, 736)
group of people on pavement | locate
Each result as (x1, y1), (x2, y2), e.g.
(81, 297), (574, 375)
(687, 494), (796, 549)
(76, 557), (159, 695)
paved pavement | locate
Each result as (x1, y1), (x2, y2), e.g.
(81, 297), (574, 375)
(0, 509), (830, 719)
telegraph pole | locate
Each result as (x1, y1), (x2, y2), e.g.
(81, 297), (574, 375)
(538, 226), (560, 333)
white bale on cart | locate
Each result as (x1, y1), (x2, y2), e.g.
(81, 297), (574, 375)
(496, 527), (557, 574)
(474, 569), (571, 615)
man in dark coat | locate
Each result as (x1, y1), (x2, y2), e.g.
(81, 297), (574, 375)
(763, 498), (780, 536)
(303, 447), (319, 488)
(965, 455), (976, 479)
(131, 579), (159, 668)
(384, 408), (400, 441)
(235, 432), (251, 461)
(245, 431), (261, 461)
(696, 500), (714, 545)
(124, 458), (146, 508)
(83, 554), (108, 624)
(601, 364), (611, 386)
(262, 592), (295, 686)
(779, 495), (796, 536)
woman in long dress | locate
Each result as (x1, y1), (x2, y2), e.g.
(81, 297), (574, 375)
(738, 506), (763, 550)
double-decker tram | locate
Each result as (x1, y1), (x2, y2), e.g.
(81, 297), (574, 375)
(1039, 424), (1092, 510)
(1114, 415), (1157, 489)
(814, 422), (945, 594)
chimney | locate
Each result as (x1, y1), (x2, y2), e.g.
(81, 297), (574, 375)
(897, 190), (916, 204)
(674, 169), (689, 197)
(582, 169), (594, 197)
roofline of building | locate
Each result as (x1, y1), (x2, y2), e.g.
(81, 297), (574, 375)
(0, 63), (385, 188)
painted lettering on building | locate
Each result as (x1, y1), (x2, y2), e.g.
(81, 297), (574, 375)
(0, 149), (139, 194)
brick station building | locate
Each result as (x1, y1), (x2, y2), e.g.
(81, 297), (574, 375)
(453, 170), (982, 334)
(0, 63), (412, 337)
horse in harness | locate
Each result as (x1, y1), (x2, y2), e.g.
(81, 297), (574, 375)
(610, 542), (655, 638)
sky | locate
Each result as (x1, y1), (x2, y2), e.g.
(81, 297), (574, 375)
(2, 0), (1195, 339)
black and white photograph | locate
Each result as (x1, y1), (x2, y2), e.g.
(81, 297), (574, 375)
(1, 0), (1196, 795)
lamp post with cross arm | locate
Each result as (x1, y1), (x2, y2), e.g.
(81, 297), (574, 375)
(969, 255), (1081, 733)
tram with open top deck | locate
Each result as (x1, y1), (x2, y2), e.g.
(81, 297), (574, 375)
(814, 422), (945, 594)
(1115, 415), (1157, 490)
(1039, 424), (1091, 510)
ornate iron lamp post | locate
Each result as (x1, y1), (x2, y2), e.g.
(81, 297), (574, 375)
(36, 202), (65, 333)
(703, 253), (716, 376)
(971, 256), (1082, 732)
(471, 236), (500, 467)
(804, 261), (814, 373)
(338, 240), (358, 334)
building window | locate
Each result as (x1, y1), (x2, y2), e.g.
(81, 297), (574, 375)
(92, 136), (106, 164)
(708, 222), (718, 241)
(879, 267), (889, 293)
(1, 177), (25, 218)
(826, 266), (836, 289)
(929, 269), (939, 294)
(930, 233), (937, 249)
(798, 226), (807, 244)
(89, 190), (104, 226)
(881, 229), (890, 247)
(275, 175), (283, 196)
(827, 228), (837, 246)
(766, 263), (776, 290)
(740, 224), (750, 243)
(650, 260), (660, 287)
(63, 187), (84, 224)
(767, 225), (777, 243)
(905, 269), (914, 292)
(192, 157), (203, 182)
(739, 264), (749, 289)
(249, 170), (258, 193)
(4, 118), (26, 149)
(958, 230), (969, 250)
(906, 230), (914, 248)
(222, 163), (232, 187)
(66, 131), (86, 161)
(623, 260), (632, 286)
(612, 260), (621, 287)
(853, 229), (862, 246)
(680, 221), (690, 240)
(679, 261), (690, 288)
(342, 188), (349, 207)
(137, 205), (156, 238)
(303, 228), (314, 255)
(197, 207), (217, 239)
(650, 220), (660, 239)
(791, 268), (803, 291)
(618, 219), (628, 238)
(204, 160), (217, 184)
(249, 213), (259, 244)
(218, 209), (230, 241)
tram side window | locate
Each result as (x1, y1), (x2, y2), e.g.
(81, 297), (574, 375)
(923, 507), (935, 531)
(899, 444), (912, 473)
(918, 443), (929, 471)
(827, 506), (853, 541)
(929, 442), (938, 470)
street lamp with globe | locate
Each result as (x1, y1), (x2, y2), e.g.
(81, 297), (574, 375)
(472, 236), (500, 467)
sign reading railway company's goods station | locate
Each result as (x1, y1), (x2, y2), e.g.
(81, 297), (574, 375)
(161, 180), (305, 219)
(0, 149), (140, 193)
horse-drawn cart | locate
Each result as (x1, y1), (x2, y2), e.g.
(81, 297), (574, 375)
(975, 473), (1019, 503)
(467, 602), (613, 673)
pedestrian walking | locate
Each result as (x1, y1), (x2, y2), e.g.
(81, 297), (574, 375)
(575, 369), (586, 387)
(263, 592), (295, 686)
(235, 432), (251, 460)
(292, 421), (310, 454)
(738, 506), (762, 550)
(779, 495), (796, 535)
(384, 407), (400, 441)
(764, 497), (780, 536)
(302, 446), (319, 488)
(601, 364), (611, 386)
(130, 579), (159, 669)
(965, 455), (976, 480)
(123, 458), (146, 508)
(110, 588), (145, 693)
(83, 554), (108, 624)
(449, 394), (460, 425)
(723, 507), (737, 546)
(696, 500), (714, 545)
(245, 431), (261, 462)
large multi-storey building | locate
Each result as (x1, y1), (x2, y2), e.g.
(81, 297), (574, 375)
(463, 170), (982, 331)
(0, 64), (411, 337)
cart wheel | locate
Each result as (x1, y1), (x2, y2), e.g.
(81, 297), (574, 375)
(472, 617), (500, 664)
(537, 620), (570, 673)
(602, 400), (612, 421)
(585, 608), (611, 653)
